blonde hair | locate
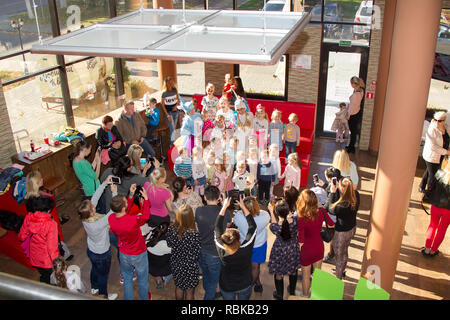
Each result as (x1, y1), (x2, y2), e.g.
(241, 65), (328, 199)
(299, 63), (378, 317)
(192, 146), (202, 160)
(248, 147), (259, 161)
(351, 76), (365, 91)
(25, 171), (42, 199)
(288, 152), (301, 168)
(174, 204), (197, 240)
(271, 109), (282, 121)
(332, 149), (351, 175)
(163, 76), (177, 92)
(127, 144), (143, 172)
(438, 156), (449, 185)
(150, 167), (167, 190)
(256, 104), (269, 121)
(288, 113), (298, 122)
(296, 189), (319, 221)
(332, 178), (357, 210)
(206, 82), (215, 94)
(236, 161), (246, 169)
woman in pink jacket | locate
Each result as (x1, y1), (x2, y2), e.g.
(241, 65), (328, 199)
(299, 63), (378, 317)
(18, 195), (60, 284)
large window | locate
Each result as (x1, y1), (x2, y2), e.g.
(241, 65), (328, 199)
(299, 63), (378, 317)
(56, 0), (110, 33)
(238, 55), (286, 99)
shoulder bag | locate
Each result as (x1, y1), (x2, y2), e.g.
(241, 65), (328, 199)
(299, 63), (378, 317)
(320, 208), (335, 243)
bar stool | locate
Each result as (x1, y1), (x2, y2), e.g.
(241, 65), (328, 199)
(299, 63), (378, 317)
(152, 125), (169, 165)
(42, 175), (65, 207)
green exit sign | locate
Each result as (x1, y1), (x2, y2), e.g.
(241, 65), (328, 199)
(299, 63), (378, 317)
(339, 40), (352, 47)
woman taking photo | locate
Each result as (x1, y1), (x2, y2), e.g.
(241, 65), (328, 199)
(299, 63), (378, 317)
(268, 199), (300, 300)
(171, 177), (203, 222)
(419, 111), (450, 194)
(72, 140), (101, 199)
(233, 196), (270, 294)
(214, 196), (257, 300)
(324, 178), (360, 280)
(345, 76), (365, 154)
(332, 149), (359, 190)
(144, 167), (173, 227)
(127, 144), (159, 177)
(422, 156), (450, 257)
(166, 204), (201, 300)
(297, 189), (335, 297)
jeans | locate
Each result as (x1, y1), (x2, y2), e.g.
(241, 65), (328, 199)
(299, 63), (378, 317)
(146, 125), (157, 140)
(140, 139), (156, 157)
(119, 251), (149, 300)
(198, 252), (222, 300)
(109, 232), (121, 276)
(285, 141), (297, 158)
(87, 248), (111, 296)
(166, 111), (179, 143)
(347, 113), (360, 149)
(221, 284), (253, 300)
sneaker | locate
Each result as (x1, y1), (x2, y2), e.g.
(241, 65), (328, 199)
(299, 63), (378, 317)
(108, 293), (118, 300)
(273, 291), (283, 300)
(133, 272), (137, 281)
(214, 292), (222, 300)
(331, 268), (346, 278)
(148, 291), (152, 300)
(323, 253), (335, 264)
(120, 275), (123, 285)
(155, 277), (164, 290)
(91, 288), (99, 295)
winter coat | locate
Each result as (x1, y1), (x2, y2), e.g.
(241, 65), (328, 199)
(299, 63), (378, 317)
(18, 211), (60, 269)
(114, 111), (147, 145)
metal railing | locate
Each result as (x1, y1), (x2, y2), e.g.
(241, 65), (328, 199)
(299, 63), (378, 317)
(0, 272), (98, 300)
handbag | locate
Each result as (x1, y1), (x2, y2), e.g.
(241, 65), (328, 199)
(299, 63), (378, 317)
(320, 208), (335, 243)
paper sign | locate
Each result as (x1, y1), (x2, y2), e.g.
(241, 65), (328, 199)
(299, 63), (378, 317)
(291, 54), (311, 69)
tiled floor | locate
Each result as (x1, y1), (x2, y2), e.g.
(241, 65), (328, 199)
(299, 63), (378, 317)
(0, 137), (448, 300)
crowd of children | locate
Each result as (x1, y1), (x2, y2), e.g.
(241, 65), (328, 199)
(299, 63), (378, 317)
(170, 74), (303, 206)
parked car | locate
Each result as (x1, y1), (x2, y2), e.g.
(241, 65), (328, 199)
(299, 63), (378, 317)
(309, 2), (344, 38)
(353, 0), (373, 40)
(262, 0), (289, 12)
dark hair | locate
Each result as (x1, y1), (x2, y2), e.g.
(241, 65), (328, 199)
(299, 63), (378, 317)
(102, 115), (113, 125)
(150, 98), (157, 104)
(130, 185), (144, 209)
(78, 200), (92, 220)
(204, 185), (221, 202)
(112, 155), (134, 179)
(69, 140), (91, 167)
(110, 195), (127, 213)
(172, 177), (186, 202)
(25, 195), (54, 213)
(325, 166), (342, 180)
(274, 200), (291, 241)
(283, 185), (300, 213)
(233, 76), (246, 98)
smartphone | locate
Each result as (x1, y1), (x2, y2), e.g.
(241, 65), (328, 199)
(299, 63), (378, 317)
(313, 174), (319, 184)
(332, 177), (337, 186)
(111, 176), (121, 185)
(140, 158), (147, 166)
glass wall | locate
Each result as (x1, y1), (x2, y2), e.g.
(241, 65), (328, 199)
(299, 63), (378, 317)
(117, 0), (154, 14)
(0, 0), (54, 54)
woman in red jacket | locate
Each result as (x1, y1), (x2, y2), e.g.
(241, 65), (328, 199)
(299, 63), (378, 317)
(18, 195), (61, 284)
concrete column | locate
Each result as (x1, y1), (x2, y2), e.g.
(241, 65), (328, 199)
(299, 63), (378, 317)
(153, 0), (178, 90)
(361, 0), (442, 294)
(0, 80), (18, 168)
(368, 0), (397, 154)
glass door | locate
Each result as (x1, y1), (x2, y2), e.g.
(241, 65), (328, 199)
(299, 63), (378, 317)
(316, 42), (369, 139)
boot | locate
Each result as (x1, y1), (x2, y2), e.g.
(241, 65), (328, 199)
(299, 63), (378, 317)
(273, 275), (284, 300)
(288, 273), (298, 296)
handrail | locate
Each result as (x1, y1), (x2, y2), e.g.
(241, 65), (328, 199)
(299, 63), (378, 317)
(0, 272), (98, 300)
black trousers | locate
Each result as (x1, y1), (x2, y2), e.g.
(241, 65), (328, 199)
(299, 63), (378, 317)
(258, 180), (271, 202)
(35, 267), (53, 284)
(419, 160), (440, 191)
(347, 113), (360, 149)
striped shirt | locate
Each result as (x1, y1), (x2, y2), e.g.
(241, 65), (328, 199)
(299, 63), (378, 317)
(174, 156), (193, 178)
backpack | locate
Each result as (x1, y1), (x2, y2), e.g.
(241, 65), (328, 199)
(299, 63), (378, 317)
(11, 177), (27, 204)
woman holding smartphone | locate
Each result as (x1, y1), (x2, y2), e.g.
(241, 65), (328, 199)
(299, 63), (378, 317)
(324, 177), (360, 279)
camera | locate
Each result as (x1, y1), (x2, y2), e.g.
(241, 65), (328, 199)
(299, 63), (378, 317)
(269, 196), (282, 206)
(332, 177), (337, 186)
(313, 174), (319, 184)
(111, 176), (121, 184)
(185, 178), (193, 189)
(226, 190), (241, 211)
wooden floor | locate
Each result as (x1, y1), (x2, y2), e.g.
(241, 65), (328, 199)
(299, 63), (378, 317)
(0, 137), (448, 300)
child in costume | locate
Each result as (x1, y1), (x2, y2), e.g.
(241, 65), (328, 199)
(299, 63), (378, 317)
(173, 98), (203, 156)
